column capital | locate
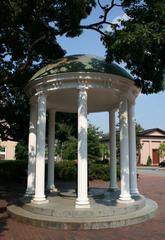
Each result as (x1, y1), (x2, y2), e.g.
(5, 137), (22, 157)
(48, 108), (56, 114)
(119, 97), (128, 106)
(78, 87), (88, 92)
(36, 91), (47, 99)
(128, 98), (136, 106)
(78, 79), (89, 90)
(29, 97), (37, 106)
(109, 108), (117, 114)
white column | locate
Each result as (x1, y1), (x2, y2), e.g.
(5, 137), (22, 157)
(47, 109), (58, 192)
(118, 99), (133, 203)
(128, 102), (139, 196)
(32, 93), (48, 204)
(109, 110), (118, 190)
(76, 88), (90, 208)
(25, 102), (37, 196)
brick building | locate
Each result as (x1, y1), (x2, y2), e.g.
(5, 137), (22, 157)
(138, 128), (165, 166)
(0, 140), (18, 160)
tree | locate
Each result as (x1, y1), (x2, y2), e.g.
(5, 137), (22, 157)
(78, 0), (165, 94)
(102, 0), (165, 94)
(62, 136), (77, 160)
(88, 124), (102, 161)
(100, 143), (109, 161)
(136, 123), (144, 164)
(159, 143), (165, 159)
(15, 141), (28, 160)
(1, 0), (164, 142)
(0, 0), (95, 141)
(57, 123), (102, 161)
(55, 112), (77, 143)
(136, 123), (144, 151)
(146, 155), (152, 166)
(115, 121), (143, 161)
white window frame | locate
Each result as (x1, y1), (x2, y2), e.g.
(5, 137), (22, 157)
(0, 146), (6, 159)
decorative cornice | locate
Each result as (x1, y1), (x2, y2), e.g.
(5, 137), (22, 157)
(25, 71), (138, 98)
(25, 71), (140, 114)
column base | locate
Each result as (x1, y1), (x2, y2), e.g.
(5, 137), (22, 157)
(47, 185), (59, 193)
(24, 189), (35, 197)
(131, 191), (140, 197)
(75, 198), (90, 209)
(117, 195), (134, 204)
(108, 186), (119, 192)
(31, 195), (49, 204)
(130, 188), (140, 197)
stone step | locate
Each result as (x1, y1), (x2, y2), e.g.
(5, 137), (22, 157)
(7, 198), (158, 230)
(21, 195), (146, 218)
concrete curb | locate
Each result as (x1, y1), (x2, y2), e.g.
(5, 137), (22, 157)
(137, 166), (165, 171)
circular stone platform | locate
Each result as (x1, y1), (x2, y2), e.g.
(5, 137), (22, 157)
(7, 188), (158, 230)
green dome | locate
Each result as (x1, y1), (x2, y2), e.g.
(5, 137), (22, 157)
(31, 54), (134, 81)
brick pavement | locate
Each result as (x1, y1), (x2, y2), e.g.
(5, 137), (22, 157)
(0, 175), (165, 240)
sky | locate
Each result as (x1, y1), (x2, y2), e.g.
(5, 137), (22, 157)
(57, 1), (165, 133)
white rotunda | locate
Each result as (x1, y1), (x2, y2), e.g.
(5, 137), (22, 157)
(25, 54), (140, 207)
(8, 55), (158, 230)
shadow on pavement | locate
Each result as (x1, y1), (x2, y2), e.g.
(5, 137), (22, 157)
(0, 183), (26, 237)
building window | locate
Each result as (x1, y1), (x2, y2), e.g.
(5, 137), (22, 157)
(0, 146), (6, 160)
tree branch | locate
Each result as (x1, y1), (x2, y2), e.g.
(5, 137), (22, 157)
(79, 0), (121, 35)
(29, 35), (47, 53)
(79, 25), (106, 36)
(98, 0), (105, 10)
(80, 20), (116, 29)
(18, 34), (47, 73)
(0, 34), (47, 84)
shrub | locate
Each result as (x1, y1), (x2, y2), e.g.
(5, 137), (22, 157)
(0, 160), (27, 183)
(54, 161), (120, 181)
(146, 156), (152, 166)
(15, 141), (28, 160)
(55, 161), (120, 182)
(88, 163), (109, 181)
(0, 159), (120, 184)
(89, 163), (120, 181)
(62, 136), (77, 160)
(55, 161), (77, 181)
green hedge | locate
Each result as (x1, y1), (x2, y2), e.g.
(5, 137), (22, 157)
(0, 160), (120, 183)
(0, 160), (28, 183)
(89, 163), (109, 181)
(55, 161), (77, 181)
(89, 163), (120, 181)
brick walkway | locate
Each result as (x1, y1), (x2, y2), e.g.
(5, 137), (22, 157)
(0, 175), (165, 240)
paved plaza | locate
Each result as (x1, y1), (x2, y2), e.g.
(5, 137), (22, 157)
(0, 173), (165, 240)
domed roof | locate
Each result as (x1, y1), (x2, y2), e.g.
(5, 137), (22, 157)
(30, 54), (134, 81)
